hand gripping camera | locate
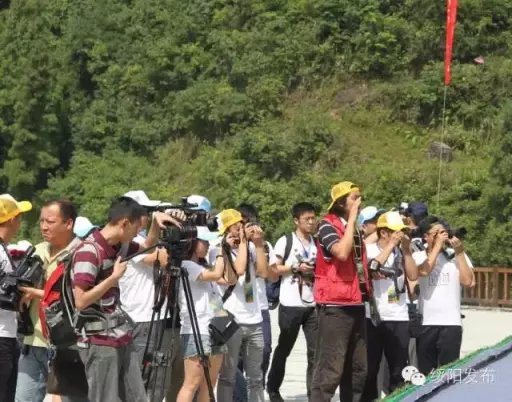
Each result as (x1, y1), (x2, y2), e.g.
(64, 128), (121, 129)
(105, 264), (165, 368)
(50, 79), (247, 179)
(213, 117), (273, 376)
(368, 259), (403, 279)
(0, 246), (43, 311)
(292, 254), (316, 284)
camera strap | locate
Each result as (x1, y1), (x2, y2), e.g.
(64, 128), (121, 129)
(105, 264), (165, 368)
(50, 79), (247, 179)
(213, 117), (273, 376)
(221, 242), (238, 304)
(352, 228), (368, 298)
(391, 249), (406, 295)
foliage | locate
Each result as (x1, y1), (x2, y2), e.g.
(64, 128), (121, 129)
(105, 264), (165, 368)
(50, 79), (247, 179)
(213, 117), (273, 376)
(0, 0), (511, 264)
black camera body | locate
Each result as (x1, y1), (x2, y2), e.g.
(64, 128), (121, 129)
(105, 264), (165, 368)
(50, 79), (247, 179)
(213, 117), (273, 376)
(447, 227), (467, 239)
(368, 259), (403, 279)
(159, 197), (218, 247)
(0, 246), (43, 312)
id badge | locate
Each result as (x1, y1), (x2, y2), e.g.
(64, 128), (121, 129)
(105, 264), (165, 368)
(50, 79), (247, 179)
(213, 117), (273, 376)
(244, 282), (254, 303)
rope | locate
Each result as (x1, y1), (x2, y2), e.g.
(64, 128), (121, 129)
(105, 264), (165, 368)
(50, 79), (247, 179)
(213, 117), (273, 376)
(436, 85), (449, 214)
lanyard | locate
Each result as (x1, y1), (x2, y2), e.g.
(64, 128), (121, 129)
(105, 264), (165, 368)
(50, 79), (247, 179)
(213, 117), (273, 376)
(293, 233), (313, 258)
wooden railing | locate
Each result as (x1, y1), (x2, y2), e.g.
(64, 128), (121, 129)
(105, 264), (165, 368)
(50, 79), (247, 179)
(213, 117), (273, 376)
(462, 267), (512, 307)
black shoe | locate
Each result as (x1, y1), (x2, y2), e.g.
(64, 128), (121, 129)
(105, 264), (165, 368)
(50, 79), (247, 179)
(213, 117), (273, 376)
(267, 390), (284, 402)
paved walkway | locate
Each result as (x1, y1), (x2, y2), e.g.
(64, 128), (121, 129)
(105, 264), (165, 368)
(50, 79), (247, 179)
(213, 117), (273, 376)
(267, 307), (512, 402)
(44, 307), (512, 402)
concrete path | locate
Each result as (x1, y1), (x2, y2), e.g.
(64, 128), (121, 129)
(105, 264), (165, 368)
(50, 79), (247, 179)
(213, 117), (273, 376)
(267, 307), (512, 402)
(44, 307), (512, 402)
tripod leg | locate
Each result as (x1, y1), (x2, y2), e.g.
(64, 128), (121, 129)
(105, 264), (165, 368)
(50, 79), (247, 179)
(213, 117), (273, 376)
(181, 268), (216, 402)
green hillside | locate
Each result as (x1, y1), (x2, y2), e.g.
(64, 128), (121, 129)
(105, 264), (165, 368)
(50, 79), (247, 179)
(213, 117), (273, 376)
(1, 0), (512, 265)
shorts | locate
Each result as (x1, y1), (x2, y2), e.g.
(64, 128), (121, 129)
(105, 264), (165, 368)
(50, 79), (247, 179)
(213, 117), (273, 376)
(181, 333), (227, 359)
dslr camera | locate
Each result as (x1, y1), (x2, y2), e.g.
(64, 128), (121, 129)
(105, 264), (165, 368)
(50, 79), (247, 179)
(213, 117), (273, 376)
(368, 259), (403, 279)
(0, 246), (43, 312)
(292, 254), (316, 284)
(442, 225), (467, 259)
(157, 197), (218, 246)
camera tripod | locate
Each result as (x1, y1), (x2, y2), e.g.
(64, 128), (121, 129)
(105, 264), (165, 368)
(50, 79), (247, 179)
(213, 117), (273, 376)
(140, 242), (216, 402)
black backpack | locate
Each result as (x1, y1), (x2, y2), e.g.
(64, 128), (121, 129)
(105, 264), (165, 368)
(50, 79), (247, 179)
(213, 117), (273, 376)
(266, 233), (293, 310)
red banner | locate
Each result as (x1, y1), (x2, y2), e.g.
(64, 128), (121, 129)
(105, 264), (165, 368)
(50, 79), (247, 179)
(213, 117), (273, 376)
(444, 0), (458, 86)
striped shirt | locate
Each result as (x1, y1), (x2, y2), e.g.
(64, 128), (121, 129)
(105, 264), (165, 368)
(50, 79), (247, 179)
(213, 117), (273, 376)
(317, 219), (342, 259)
(72, 229), (139, 347)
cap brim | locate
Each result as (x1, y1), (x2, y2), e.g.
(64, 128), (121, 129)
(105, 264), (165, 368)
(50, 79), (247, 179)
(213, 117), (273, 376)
(74, 225), (98, 238)
(197, 232), (220, 241)
(388, 224), (409, 231)
(16, 201), (32, 213)
(140, 200), (161, 207)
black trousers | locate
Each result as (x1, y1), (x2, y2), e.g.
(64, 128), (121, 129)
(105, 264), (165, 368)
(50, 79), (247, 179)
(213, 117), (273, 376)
(267, 305), (317, 397)
(417, 325), (462, 375)
(0, 337), (20, 402)
(361, 320), (410, 401)
(310, 305), (367, 402)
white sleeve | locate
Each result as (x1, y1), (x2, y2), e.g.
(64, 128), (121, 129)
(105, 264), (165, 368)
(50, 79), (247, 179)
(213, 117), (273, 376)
(182, 260), (205, 282)
(365, 243), (380, 260)
(208, 246), (221, 265)
(413, 250), (428, 266)
(273, 236), (286, 259)
(130, 235), (148, 264)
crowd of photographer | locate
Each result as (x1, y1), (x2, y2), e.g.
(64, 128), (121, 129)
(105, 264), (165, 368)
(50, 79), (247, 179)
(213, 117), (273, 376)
(0, 180), (474, 402)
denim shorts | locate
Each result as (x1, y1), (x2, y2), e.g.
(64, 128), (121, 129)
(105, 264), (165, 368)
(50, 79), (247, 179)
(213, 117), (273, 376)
(181, 333), (227, 359)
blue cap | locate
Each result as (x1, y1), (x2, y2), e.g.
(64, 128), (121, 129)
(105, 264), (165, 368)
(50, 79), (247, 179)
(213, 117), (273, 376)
(187, 195), (212, 213)
(408, 202), (428, 220)
(358, 206), (385, 226)
(74, 216), (98, 238)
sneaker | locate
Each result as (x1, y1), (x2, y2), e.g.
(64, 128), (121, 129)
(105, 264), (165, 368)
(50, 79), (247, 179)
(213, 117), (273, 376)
(267, 390), (284, 402)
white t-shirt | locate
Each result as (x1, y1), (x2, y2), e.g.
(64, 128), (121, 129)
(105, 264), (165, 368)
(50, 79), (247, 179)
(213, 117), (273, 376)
(0, 244), (17, 338)
(413, 250), (473, 326)
(366, 243), (409, 321)
(179, 260), (223, 335)
(119, 235), (166, 323)
(274, 233), (317, 307)
(212, 244), (262, 325)
(255, 242), (278, 311)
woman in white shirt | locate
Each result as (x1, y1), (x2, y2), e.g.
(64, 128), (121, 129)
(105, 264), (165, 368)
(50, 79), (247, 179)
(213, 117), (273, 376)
(177, 228), (236, 402)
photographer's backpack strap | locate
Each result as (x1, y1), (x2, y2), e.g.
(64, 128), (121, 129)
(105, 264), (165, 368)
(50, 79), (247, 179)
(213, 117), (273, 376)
(266, 233), (293, 309)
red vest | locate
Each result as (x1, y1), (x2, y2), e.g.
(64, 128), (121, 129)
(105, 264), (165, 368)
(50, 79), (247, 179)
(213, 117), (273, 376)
(313, 214), (371, 305)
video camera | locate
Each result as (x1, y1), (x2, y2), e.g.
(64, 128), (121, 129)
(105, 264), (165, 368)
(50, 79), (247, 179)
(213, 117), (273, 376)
(157, 197), (218, 246)
(0, 246), (43, 311)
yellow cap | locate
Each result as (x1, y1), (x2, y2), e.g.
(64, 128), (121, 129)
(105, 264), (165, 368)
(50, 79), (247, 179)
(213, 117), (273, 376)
(217, 209), (243, 234)
(0, 194), (32, 224)
(377, 211), (408, 232)
(328, 181), (360, 211)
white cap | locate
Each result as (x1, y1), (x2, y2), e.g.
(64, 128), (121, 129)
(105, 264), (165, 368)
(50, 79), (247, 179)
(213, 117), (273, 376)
(123, 190), (161, 207)
(7, 240), (33, 252)
(186, 195), (212, 213)
(74, 216), (98, 238)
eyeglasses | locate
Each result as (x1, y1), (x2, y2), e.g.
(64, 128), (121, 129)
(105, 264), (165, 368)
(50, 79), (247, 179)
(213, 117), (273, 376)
(301, 217), (316, 222)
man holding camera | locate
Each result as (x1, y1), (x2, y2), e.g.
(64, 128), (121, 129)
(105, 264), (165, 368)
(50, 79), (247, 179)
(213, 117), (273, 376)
(72, 196), (182, 401)
(267, 202), (318, 402)
(0, 194), (32, 402)
(311, 182), (370, 402)
(361, 211), (419, 401)
(15, 199), (82, 402)
(413, 216), (474, 375)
